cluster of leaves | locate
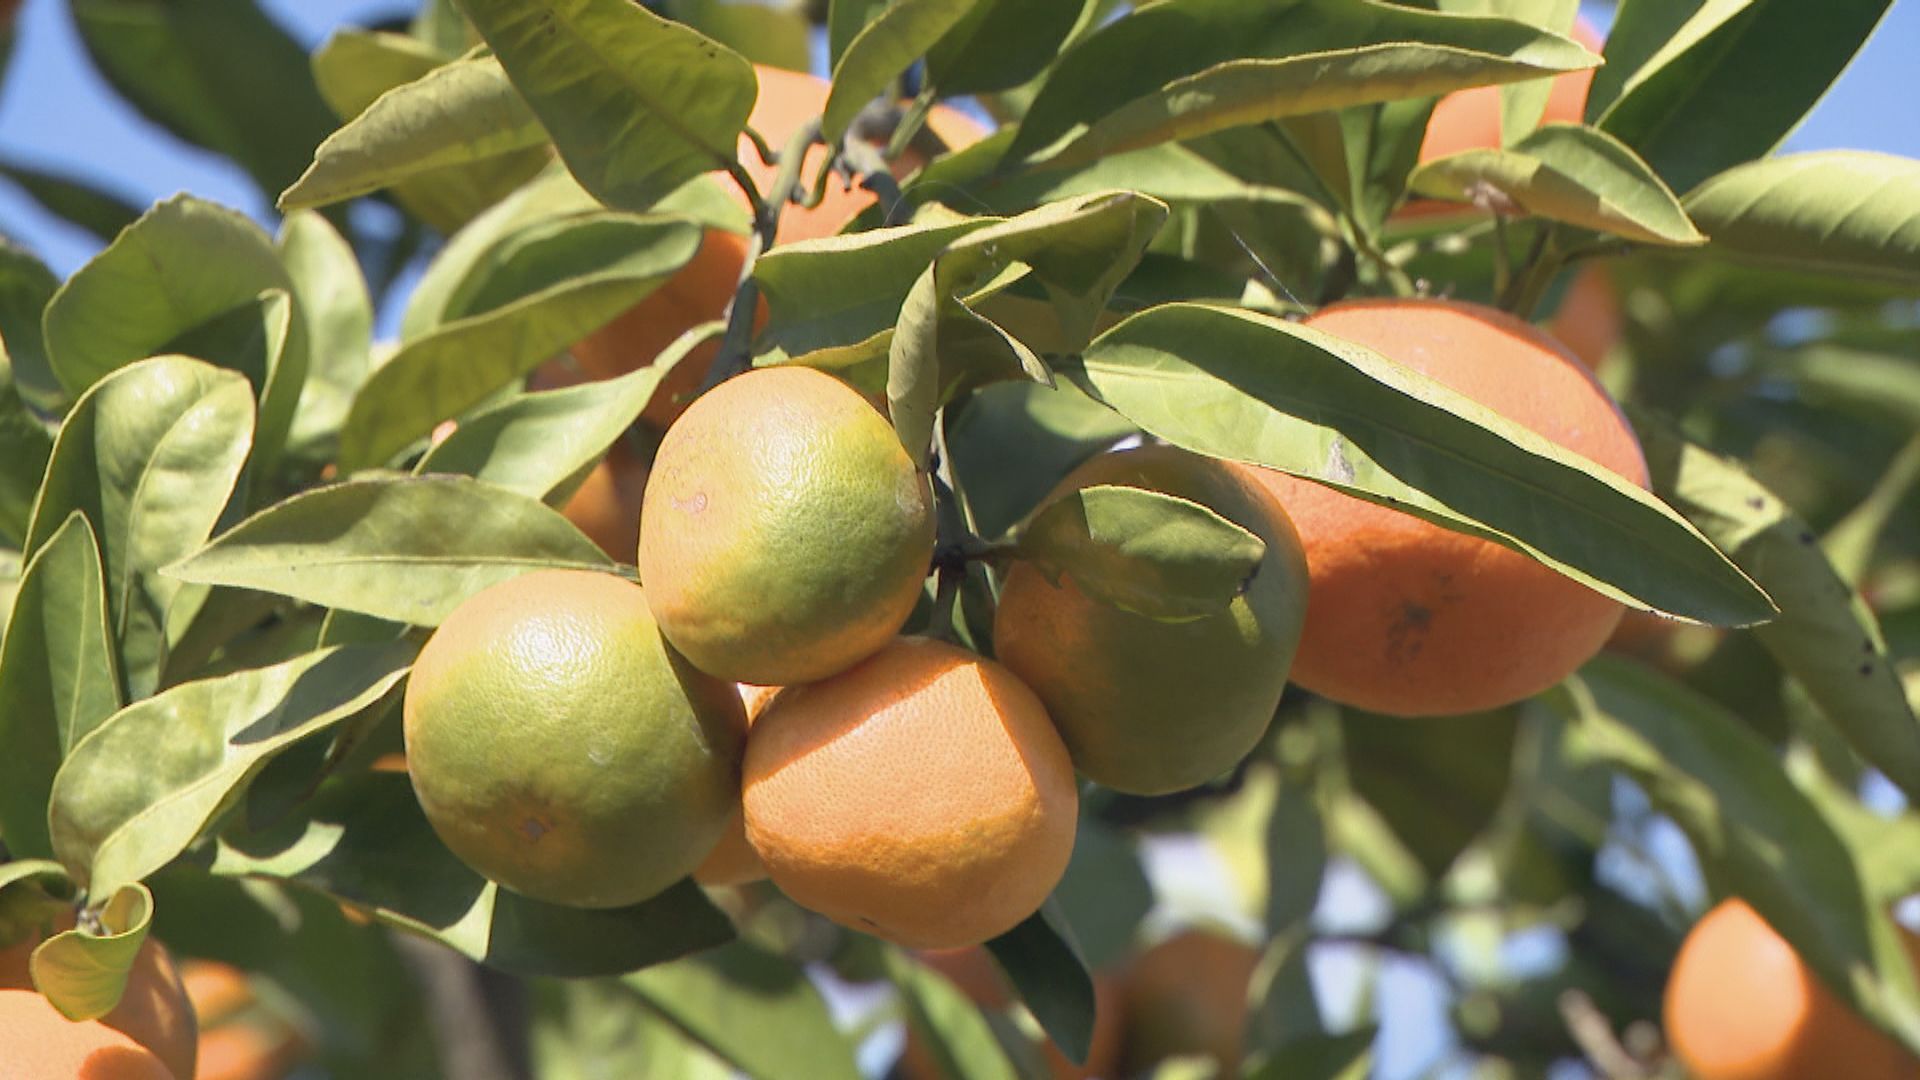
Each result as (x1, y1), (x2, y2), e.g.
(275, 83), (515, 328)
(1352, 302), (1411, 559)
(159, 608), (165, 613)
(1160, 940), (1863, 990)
(0, 0), (1918, 1076)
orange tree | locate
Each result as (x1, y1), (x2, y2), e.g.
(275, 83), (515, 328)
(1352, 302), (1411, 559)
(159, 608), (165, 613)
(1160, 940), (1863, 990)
(0, 1), (1916, 1077)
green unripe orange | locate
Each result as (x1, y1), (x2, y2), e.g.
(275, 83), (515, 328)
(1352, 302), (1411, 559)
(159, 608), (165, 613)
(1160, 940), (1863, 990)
(403, 570), (746, 908)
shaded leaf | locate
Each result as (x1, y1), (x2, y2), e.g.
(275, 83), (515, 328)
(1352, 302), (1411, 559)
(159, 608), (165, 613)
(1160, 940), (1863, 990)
(455, 0), (757, 212)
(889, 948), (1020, 1080)
(1824, 436), (1920, 587)
(1077, 304), (1772, 626)
(1052, 819), (1152, 973)
(1010, 0), (1599, 169)
(666, 0), (813, 73)
(1247, 1029), (1375, 1080)
(625, 941), (863, 1080)
(0, 514), (119, 861)
(311, 29), (453, 121)
(0, 159), (142, 243)
(167, 475), (612, 627)
(278, 211), (375, 457)
(29, 883), (151, 1021)
(1409, 123), (1705, 245)
(0, 240), (61, 413)
(1633, 416), (1920, 805)
(42, 195), (294, 398)
(1015, 485), (1265, 622)
(48, 641), (415, 895)
(0, 861), (75, 949)
(1683, 152), (1920, 285)
(338, 213), (702, 470)
(0, 371), (51, 544)
(24, 358), (255, 698)
(1344, 708), (1516, 881)
(985, 901), (1097, 1066)
(214, 769), (735, 977)
(924, 0), (1090, 97)
(821, 0), (975, 144)
(946, 379), (1136, 542)
(164, 289), (304, 476)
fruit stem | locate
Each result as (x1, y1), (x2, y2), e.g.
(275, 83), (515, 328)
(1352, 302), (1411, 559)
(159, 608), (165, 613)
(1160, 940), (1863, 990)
(699, 119), (824, 395)
(1501, 224), (1563, 319)
(740, 123), (777, 169)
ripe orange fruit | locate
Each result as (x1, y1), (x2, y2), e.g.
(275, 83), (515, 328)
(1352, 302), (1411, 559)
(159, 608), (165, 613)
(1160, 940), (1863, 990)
(560, 438), (651, 562)
(900, 947), (1125, 1080)
(1240, 299), (1648, 717)
(1665, 899), (1920, 1080)
(993, 444), (1310, 794)
(742, 637), (1076, 949)
(638, 366), (935, 686)
(1, 917), (197, 1080)
(1548, 264), (1624, 372)
(1119, 930), (1259, 1077)
(0, 988), (177, 1079)
(180, 961), (308, 1080)
(564, 66), (988, 420)
(693, 683), (782, 888)
(403, 569), (747, 908)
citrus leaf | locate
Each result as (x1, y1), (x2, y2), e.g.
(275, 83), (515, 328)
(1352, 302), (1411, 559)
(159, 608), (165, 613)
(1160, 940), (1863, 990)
(454, 0), (757, 212)
(278, 210), (374, 457)
(0, 861), (74, 950)
(625, 941), (863, 1080)
(68, 0), (337, 203)
(1591, 0), (1892, 193)
(162, 289), (304, 478)
(1631, 415), (1920, 805)
(29, 883), (151, 1022)
(985, 901), (1097, 1067)
(1052, 820), (1151, 973)
(47, 641), (414, 896)
(0, 514), (119, 861)
(535, 981), (735, 1078)
(166, 475), (612, 626)
(1009, 0), (1599, 169)
(1408, 123), (1705, 245)
(1824, 436), (1920, 588)
(42, 195), (294, 398)
(0, 373), (51, 545)
(1263, 777), (1327, 934)
(414, 331), (714, 502)
(1554, 658), (1920, 1055)
(888, 948), (1020, 1080)
(1683, 152), (1920, 286)
(338, 213), (702, 470)
(1014, 485), (1265, 623)
(664, 0), (813, 73)
(281, 55), (548, 212)
(311, 29), (453, 121)
(0, 240), (62, 414)
(934, 139), (1336, 223)
(1246, 1029), (1375, 1080)
(821, 0), (975, 144)
(924, 0), (1090, 97)
(1077, 304), (1773, 626)
(946, 379), (1136, 543)
(24, 358), (256, 699)
(1344, 708), (1517, 882)
(214, 770), (735, 977)
(0, 159), (143, 244)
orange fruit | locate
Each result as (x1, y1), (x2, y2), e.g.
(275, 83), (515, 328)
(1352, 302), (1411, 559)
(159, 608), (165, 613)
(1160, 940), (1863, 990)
(1548, 264), (1624, 372)
(0, 988), (177, 1079)
(1240, 299), (1648, 717)
(638, 366), (935, 686)
(742, 637), (1076, 948)
(1665, 899), (1920, 1080)
(992, 444), (1310, 794)
(560, 438), (651, 563)
(693, 684), (782, 888)
(1119, 930), (1259, 1077)
(1, 917), (197, 1080)
(180, 962), (308, 1080)
(403, 569), (747, 908)
(901, 947), (1125, 1080)
(564, 66), (988, 421)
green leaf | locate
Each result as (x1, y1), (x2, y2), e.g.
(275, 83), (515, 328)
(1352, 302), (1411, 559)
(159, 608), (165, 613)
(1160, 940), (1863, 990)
(1591, 0), (1892, 193)
(164, 289), (305, 477)
(338, 213), (702, 470)
(24, 357), (256, 699)
(0, 159), (143, 243)
(1824, 436), (1920, 587)
(311, 29), (454, 120)
(1555, 657), (1920, 1052)
(0, 514), (119, 861)
(1247, 1030), (1375, 1080)
(946, 379), (1136, 542)
(888, 948), (1020, 1080)
(1052, 819), (1152, 973)
(48, 641), (414, 895)
(1264, 777), (1327, 933)
(42, 195), (295, 397)
(924, 0), (1091, 97)
(415, 332), (710, 502)
(278, 210), (374, 457)
(1008, 0), (1599, 169)
(821, 0), (975, 144)
(1014, 485), (1266, 622)
(0, 861), (75, 949)
(1632, 416), (1920, 805)
(69, 0), (338, 202)
(281, 55), (548, 213)
(1344, 708), (1517, 881)
(664, 0), (813, 73)
(624, 941), (863, 1080)
(0, 240), (62, 413)
(455, 0), (757, 212)
(985, 901), (1097, 1067)
(0, 371), (52, 545)
(535, 979), (734, 1079)
(1408, 123), (1705, 245)
(29, 883), (152, 1021)
(1077, 304), (1773, 626)
(1682, 152), (1920, 286)
(826, 0), (887, 67)
(214, 770), (735, 977)
(166, 476), (613, 627)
